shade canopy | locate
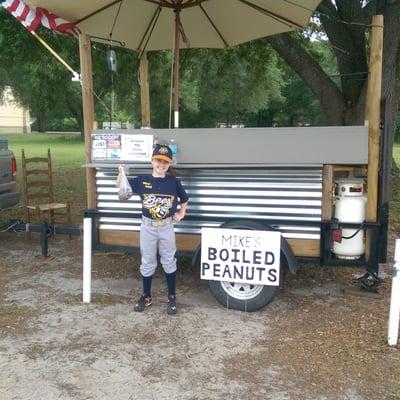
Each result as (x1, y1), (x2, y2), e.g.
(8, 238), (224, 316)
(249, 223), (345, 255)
(25, 0), (321, 51)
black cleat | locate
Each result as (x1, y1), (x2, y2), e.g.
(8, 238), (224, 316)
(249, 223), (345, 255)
(167, 296), (177, 315)
(134, 295), (152, 312)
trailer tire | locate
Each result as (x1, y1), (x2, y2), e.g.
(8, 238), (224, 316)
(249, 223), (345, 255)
(208, 279), (279, 312)
(205, 219), (288, 312)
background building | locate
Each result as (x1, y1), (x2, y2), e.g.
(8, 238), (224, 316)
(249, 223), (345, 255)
(0, 87), (30, 133)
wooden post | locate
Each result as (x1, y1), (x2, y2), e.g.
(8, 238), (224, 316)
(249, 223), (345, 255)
(365, 15), (383, 222)
(79, 34), (96, 209)
(322, 165), (334, 220)
(139, 51), (151, 127)
(365, 15), (384, 261)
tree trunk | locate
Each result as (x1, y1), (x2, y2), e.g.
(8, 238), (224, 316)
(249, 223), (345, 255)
(267, 0), (400, 132)
(36, 115), (47, 132)
(267, 34), (347, 125)
(70, 108), (84, 141)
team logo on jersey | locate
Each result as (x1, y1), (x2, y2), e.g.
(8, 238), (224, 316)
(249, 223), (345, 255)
(143, 181), (152, 189)
(143, 194), (174, 219)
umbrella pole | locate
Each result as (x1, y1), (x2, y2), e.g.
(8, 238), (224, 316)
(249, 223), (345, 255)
(173, 9), (180, 128)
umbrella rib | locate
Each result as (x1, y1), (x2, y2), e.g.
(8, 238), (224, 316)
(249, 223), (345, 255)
(143, 0), (208, 9)
(75, 0), (122, 24)
(181, 0), (209, 8)
(137, 6), (162, 53)
(237, 0), (304, 29)
(90, 36), (126, 47)
(199, 4), (229, 48)
(143, 0), (175, 8)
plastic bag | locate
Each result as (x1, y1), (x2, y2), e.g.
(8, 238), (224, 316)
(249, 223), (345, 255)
(118, 166), (133, 200)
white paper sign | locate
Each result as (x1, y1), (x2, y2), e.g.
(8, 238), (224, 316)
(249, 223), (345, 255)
(91, 133), (121, 160)
(120, 134), (153, 161)
(91, 133), (154, 161)
(201, 228), (281, 286)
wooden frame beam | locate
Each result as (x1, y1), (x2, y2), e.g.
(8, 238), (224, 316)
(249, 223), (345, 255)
(79, 34), (96, 209)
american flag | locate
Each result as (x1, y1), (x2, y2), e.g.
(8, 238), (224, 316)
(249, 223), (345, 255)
(1, 0), (80, 37)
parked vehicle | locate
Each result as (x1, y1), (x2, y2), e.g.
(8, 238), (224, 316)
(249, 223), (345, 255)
(0, 139), (20, 210)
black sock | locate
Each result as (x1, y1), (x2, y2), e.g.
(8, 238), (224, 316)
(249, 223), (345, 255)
(165, 271), (176, 298)
(143, 275), (152, 297)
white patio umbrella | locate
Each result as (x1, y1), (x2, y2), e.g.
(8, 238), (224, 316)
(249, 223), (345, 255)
(25, 0), (321, 127)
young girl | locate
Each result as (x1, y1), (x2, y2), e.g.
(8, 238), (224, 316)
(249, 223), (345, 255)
(116, 144), (188, 315)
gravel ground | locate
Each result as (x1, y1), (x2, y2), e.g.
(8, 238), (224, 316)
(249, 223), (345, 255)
(0, 232), (399, 400)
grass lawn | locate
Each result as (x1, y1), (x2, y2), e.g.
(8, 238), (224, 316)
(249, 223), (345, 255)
(2, 133), (85, 168)
(1, 133), (87, 224)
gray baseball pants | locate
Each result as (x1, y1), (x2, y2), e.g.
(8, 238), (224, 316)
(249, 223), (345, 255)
(140, 222), (177, 277)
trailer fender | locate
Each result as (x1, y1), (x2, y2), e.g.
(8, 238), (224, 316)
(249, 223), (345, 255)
(279, 235), (298, 275)
(191, 219), (298, 275)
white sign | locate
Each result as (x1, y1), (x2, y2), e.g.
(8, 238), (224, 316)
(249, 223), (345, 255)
(91, 133), (154, 161)
(91, 133), (121, 160)
(120, 134), (153, 161)
(201, 228), (281, 286)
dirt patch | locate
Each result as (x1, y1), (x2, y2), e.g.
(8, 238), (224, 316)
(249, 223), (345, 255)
(0, 231), (399, 400)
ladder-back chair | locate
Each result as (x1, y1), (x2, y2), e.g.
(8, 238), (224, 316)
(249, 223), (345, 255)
(21, 149), (72, 228)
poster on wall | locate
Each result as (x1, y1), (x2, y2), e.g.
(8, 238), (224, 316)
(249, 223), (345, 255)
(91, 133), (121, 160)
(91, 133), (153, 161)
(120, 134), (154, 161)
(200, 227), (281, 286)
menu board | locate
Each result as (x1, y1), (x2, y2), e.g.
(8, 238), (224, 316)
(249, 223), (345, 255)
(91, 133), (153, 161)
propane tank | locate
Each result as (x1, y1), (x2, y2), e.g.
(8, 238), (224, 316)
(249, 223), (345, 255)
(332, 178), (366, 259)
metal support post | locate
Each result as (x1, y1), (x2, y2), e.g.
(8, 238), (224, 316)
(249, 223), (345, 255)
(40, 221), (49, 257)
(388, 239), (400, 346)
(83, 217), (92, 303)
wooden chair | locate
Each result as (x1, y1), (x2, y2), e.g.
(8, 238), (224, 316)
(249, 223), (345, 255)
(21, 149), (72, 231)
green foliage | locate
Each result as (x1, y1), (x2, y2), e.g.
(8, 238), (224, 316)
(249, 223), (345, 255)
(395, 114), (400, 143)
(0, 9), (139, 132)
(0, 9), (82, 130)
(91, 43), (140, 126)
(31, 117), (80, 132)
(0, 67), (7, 97)
(176, 41), (285, 128)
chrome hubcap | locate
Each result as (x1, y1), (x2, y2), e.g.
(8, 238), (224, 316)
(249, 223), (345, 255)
(220, 281), (263, 300)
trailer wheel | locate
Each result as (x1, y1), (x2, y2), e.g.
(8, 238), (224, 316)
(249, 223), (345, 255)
(208, 279), (279, 312)
(205, 219), (289, 312)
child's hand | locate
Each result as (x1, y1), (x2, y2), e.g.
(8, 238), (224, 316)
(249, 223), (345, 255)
(173, 202), (188, 222)
(173, 212), (184, 222)
(118, 164), (128, 173)
(116, 165), (127, 187)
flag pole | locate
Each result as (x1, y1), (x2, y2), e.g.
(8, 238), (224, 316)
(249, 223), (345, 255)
(30, 31), (80, 80)
(30, 30), (114, 116)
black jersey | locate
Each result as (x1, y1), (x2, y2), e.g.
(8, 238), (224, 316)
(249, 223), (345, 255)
(128, 174), (188, 220)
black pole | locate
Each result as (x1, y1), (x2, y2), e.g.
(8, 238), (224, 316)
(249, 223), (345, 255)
(40, 221), (49, 257)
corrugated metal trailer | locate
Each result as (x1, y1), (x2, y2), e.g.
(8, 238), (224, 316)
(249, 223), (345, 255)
(96, 165), (322, 256)
(85, 126), (386, 311)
